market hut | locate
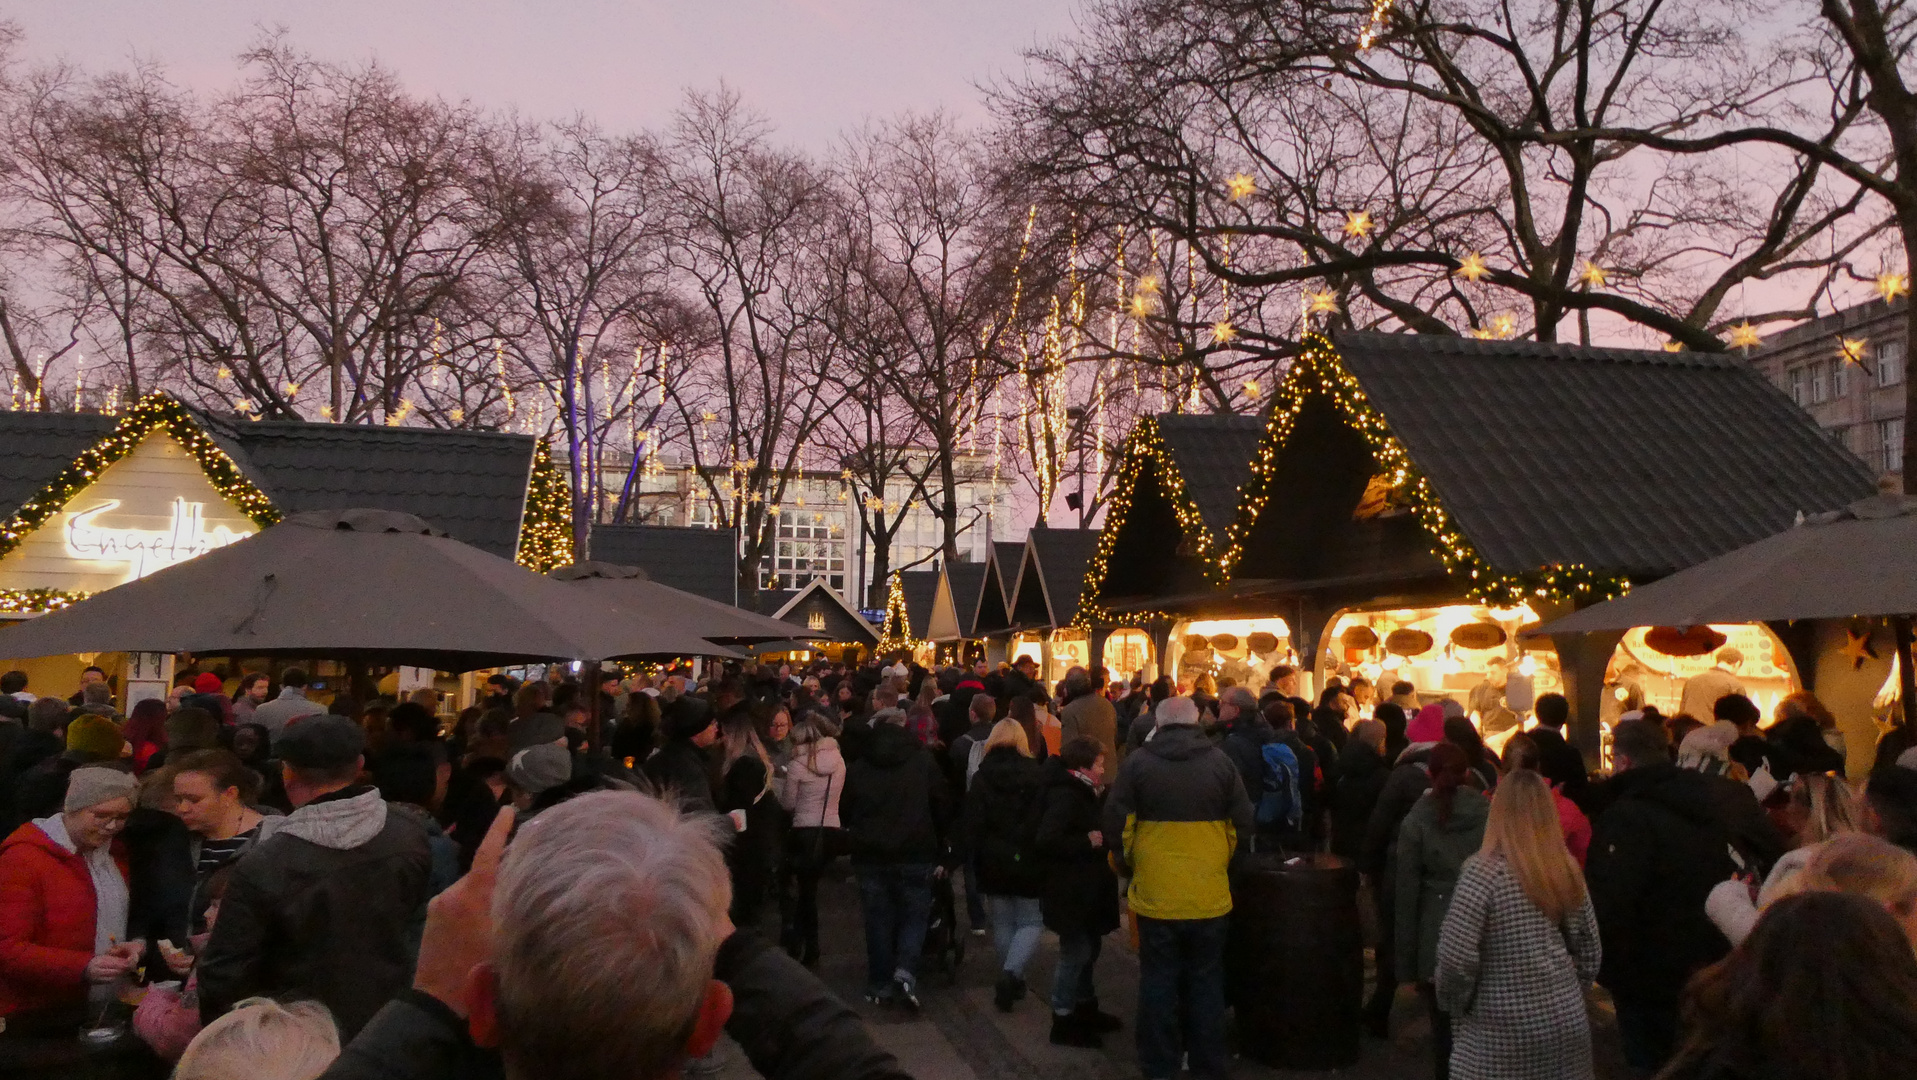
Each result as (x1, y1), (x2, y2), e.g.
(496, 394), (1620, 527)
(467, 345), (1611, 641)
(1082, 332), (1878, 754)
(872, 569), (940, 663)
(586, 523), (740, 604)
(764, 579), (879, 663)
(926, 559), (991, 663)
(963, 540), (1025, 664)
(1004, 527), (1104, 684)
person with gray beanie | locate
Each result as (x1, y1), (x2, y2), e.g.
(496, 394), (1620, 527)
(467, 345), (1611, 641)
(0, 765), (141, 1020)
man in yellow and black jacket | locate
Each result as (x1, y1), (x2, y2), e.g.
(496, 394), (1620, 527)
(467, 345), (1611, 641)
(1104, 694), (1253, 1080)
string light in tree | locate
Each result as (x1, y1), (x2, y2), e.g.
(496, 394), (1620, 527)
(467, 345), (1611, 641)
(1662, 341), (1684, 353)
(1226, 174), (1257, 201)
(1357, 0), (1396, 48)
(1342, 211), (1375, 239)
(1211, 320), (1238, 344)
(1308, 290), (1341, 315)
(1454, 252), (1489, 282)
(873, 572), (922, 655)
(1876, 271), (1909, 301)
(1839, 337), (1869, 365)
(1578, 261), (1609, 288)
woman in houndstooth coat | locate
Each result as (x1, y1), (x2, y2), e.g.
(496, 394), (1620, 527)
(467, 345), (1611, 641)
(1435, 770), (1602, 1080)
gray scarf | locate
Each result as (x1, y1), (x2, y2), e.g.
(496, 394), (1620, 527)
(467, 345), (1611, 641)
(34, 814), (128, 956)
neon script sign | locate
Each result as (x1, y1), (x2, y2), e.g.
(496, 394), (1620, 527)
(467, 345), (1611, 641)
(65, 497), (247, 581)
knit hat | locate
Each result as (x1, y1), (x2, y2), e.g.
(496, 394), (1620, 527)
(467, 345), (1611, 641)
(1405, 703), (1446, 745)
(507, 712), (567, 752)
(165, 707), (222, 752)
(64, 765), (137, 813)
(508, 744), (573, 795)
(660, 697), (713, 741)
(66, 713), (126, 761)
(193, 673), (225, 695)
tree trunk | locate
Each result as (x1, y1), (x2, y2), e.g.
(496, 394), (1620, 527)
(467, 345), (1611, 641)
(868, 510), (892, 610)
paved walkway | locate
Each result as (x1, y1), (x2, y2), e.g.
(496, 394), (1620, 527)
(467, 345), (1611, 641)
(715, 870), (1634, 1080)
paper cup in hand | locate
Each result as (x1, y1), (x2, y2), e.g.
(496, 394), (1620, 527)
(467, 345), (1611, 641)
(727, 809), (748, 831)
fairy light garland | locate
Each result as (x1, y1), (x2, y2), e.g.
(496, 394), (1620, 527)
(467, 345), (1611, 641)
(0, 588), (89, 614)
(0, 392), (280, 569)
(515, 439), (575, 571)
(1221, 334), (1630, 606)
(1073, 416), (1224, 626)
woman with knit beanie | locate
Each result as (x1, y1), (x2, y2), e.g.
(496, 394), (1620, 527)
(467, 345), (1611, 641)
(0, 766), (140, 1024)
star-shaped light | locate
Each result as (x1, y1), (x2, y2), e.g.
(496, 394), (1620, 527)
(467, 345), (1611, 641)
(450, 407), (464, 423)
(1308, 289), (1340, 314)
(1343, 210), (1375, 238)
(1839, 337), (1869, 365)
(283, 382), (300, 396)
(1663, 341), (1683, 353)
(1490, 313), (1517, 338)
(1226, 174), (1257, 201)
(1840, 626), (1878, 669)
(1725, 322), (1763, 350)
(1211, 320), (1238, 344)
(1578, 261), (1608, 288)
(1877, 271), (1909, 301)
(1242, 379), (1260, 401)
(1455, 252), (1489, 282)
(1136, 274), (1160, 294)
(215, 366), (232, 381)
(701, 410), (717, 423)
(1128, 295), (1154, 319)
(318, 405), (334, 420)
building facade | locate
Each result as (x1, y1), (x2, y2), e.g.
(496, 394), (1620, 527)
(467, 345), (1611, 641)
(1745, 296), (1907, 481)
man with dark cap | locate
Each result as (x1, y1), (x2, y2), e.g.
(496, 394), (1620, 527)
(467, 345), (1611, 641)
(643, 697), (719, 813)
(196, 714), (431, 1040)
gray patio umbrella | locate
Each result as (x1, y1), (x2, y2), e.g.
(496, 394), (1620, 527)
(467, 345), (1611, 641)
(549, 562), (823, 645)
(1529, 491), (1917, 704)
(0, 508), (737, 670)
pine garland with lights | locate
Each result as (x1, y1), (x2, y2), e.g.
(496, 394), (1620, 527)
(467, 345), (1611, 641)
(1222, 333), (1630, 606)
(1074, 416), (1220, 626)
(0, 588), (90, 614)
(874, 572), (922, 655)
(0, 392), (280, 569)
(515, 439), (575, 571)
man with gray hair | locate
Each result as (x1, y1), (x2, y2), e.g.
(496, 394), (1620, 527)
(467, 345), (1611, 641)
(319, 796), (907, 1080)
(1105, 694), (1252, 1080)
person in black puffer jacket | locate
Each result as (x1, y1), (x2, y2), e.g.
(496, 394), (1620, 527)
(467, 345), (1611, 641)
(1586, 719), (1736, 1076)
(965, 719), (1048, 1011)
(1331, 719), (1389, 863)
(1036, 738), (1122, 1048)
(840, 709), (952, 1009)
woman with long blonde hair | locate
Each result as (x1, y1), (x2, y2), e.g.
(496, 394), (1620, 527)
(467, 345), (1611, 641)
(1706, 772), (1860, 945)
(1433, 770), (1601, 1080)
(966, 717), (1048, 1009)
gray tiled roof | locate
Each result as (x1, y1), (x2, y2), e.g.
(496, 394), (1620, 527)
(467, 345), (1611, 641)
(225, 422), (537, 559)
(942, 561), (989, 635)
(0, 407), (538, 559)
(991, 541), (1025, 606)
(0, 413), (117, 515)
(1155, 413), (1264, 536)
(1332, 331), (1879, 577)
(1027, 527), (1103, 625)
(588, 524), (738, 604)
(899, 569), (940, 639)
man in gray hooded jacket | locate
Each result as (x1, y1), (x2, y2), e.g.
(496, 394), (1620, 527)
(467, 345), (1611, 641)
(198, 715), (431, 1038)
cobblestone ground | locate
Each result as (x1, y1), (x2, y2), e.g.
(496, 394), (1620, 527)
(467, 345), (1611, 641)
(712, 868), (1634, 1080)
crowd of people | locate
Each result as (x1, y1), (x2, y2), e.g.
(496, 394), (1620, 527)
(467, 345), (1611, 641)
(0, 651), (1912, 1080)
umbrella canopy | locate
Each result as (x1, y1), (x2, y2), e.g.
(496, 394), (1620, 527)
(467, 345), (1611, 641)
(0, 509), (736, 670)
(1529, 492), (1917, 633)
(550, 562), (822, 645)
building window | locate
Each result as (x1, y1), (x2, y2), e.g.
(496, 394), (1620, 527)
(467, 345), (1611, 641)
(1788, 366), (1807, 406)
(1829, 358), (1847, 400)
(1809, 362), (1828, 403)
(1882, 419), (1905, 475)
(1880, 340), (1907, 388)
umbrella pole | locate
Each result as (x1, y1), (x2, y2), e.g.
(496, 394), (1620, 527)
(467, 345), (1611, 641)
(583, 660), (604, 755)
(1896, 617), (1917, 727)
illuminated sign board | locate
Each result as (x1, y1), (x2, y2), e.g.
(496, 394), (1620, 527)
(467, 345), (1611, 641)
(65, 497), (247, 580)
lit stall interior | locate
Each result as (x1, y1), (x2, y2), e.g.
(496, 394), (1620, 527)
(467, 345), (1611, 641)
(1322, 605), (1556, 748)
(1102, 628), (1157, 686)
(1164, 618), (1295, 696)
(1602, 623), (1799, 725)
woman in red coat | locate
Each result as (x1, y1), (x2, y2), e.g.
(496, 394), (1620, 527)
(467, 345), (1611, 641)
(0, 766), (140, 1022)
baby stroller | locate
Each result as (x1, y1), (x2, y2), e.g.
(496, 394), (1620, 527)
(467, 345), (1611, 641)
(920, 871), (966, 979)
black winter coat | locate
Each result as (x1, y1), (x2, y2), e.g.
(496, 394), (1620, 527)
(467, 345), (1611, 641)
(198, 787), (433, 1039)
(1527, 726), (1590, 809)
(1036, 765), (1119, 937)
(1218, 718), (1274, 808)
(1361, 747), (1433, 880)
(643, 738), (717, 813)
(964, 747), (1047, 896)
(1586, 764), (1735, 1005)
(1330, 739), (1389, 861)
(841, 723), (951, 865)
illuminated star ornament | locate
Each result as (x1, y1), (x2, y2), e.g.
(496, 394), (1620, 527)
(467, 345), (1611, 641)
(1840, 625), (1878, 670)
(1839, 337), (1869, 365)
(1308, 289), (1340, 314)
(1211, 320), (1238, 344)
(1877, 271), (1909, 301)
(1578, 261), (1608, 288)
(1226, 174), (1257, 201)
(1662, 341), (1683, 353)
(1455, 252), (1489, 282)
(1725, 322), (1763, 350)
(1343, 210), (1375, 239)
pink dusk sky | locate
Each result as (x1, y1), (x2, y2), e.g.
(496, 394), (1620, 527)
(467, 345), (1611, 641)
(8, 0), (1082, 146)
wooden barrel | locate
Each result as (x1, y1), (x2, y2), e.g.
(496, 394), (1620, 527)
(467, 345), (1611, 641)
(1226, 852), (1363, 1069)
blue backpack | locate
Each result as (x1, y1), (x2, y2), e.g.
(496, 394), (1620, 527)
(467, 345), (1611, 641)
(1256, 740), (1302, 830)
